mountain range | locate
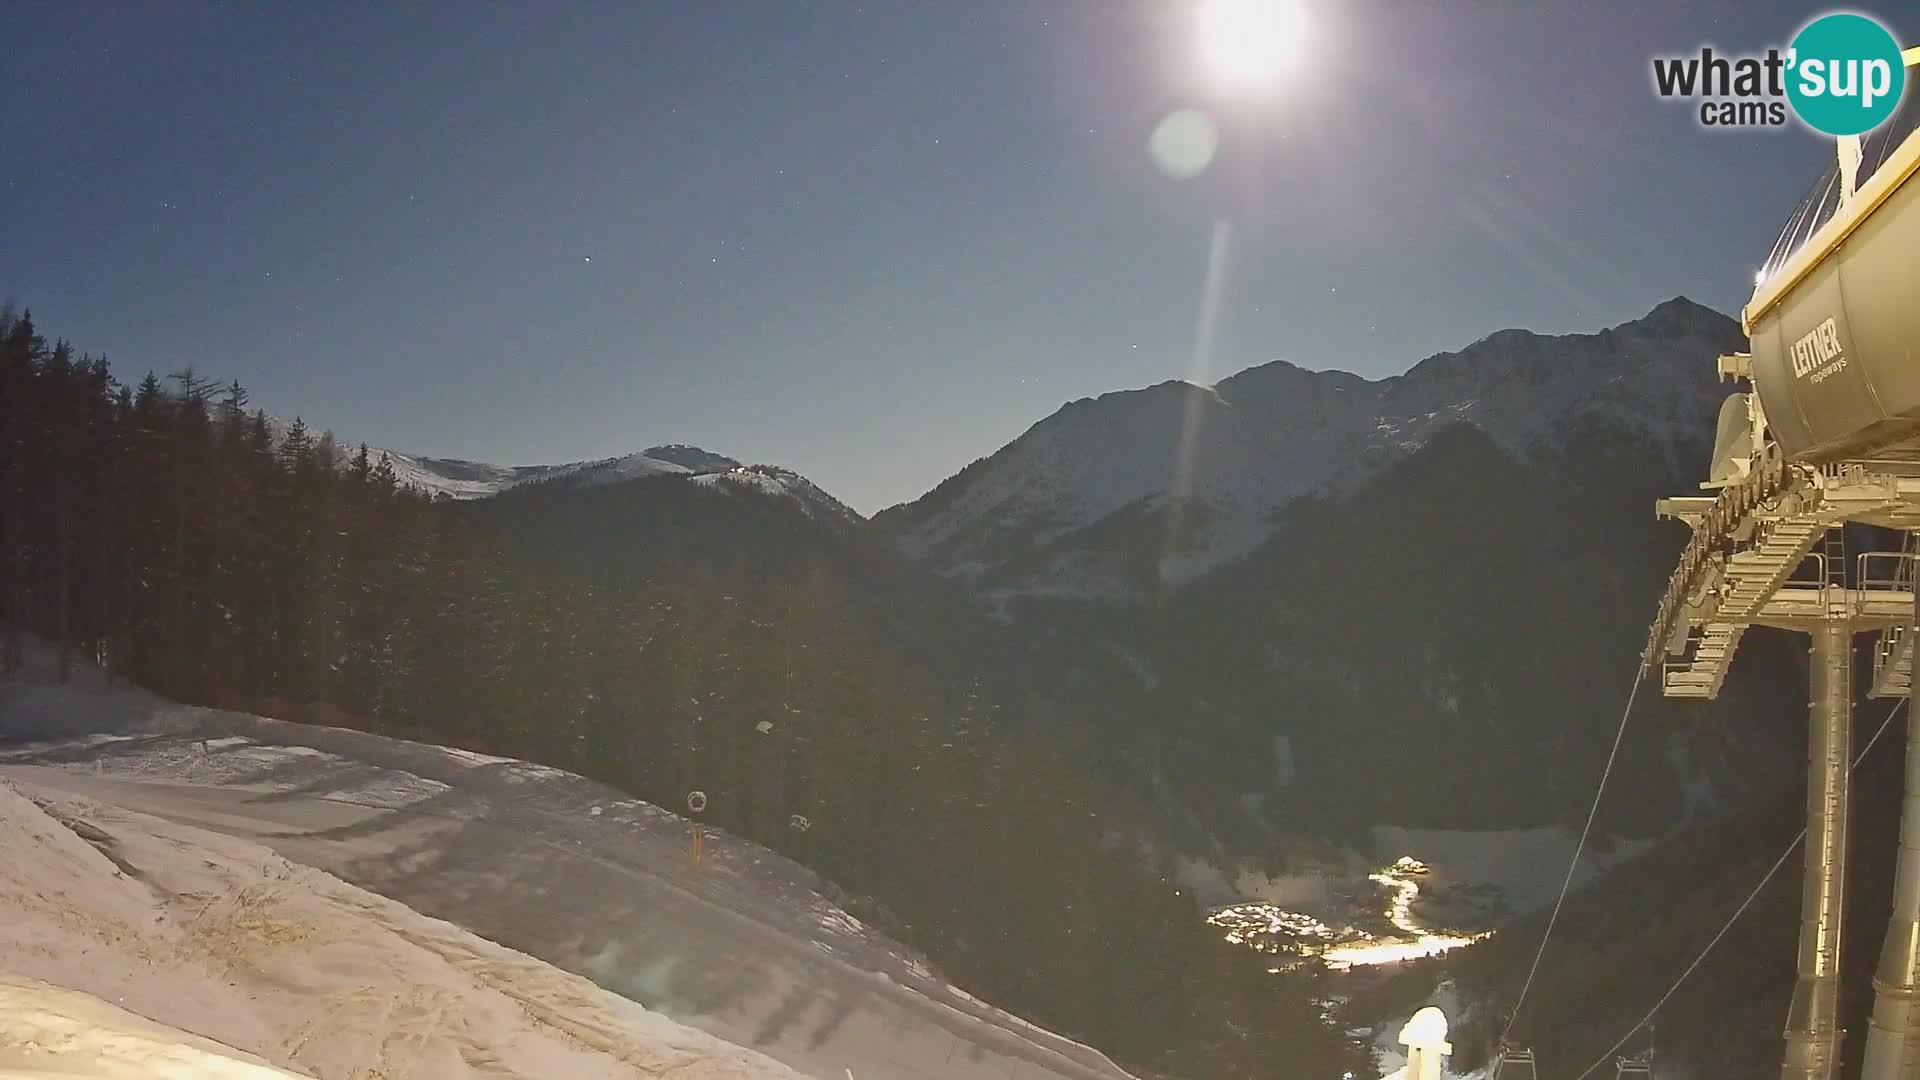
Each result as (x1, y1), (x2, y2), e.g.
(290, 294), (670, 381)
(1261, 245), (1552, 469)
(366, 442), (863, 526)
(0, 294), (1815, 1078)
(259, 293), (1774, 849)
(336, 295), (1780, 847)
(352, 295), (1741, 614)
(876, 296), (1739, 609)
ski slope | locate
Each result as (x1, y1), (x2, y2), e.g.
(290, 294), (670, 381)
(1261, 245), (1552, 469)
(0, 775), (801, 1079)
(0, 976), (310, 1079)
(0, 648), (1137, 1080)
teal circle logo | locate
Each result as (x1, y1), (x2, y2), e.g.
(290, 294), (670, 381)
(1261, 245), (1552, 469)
(1786, 13), (1906, 136)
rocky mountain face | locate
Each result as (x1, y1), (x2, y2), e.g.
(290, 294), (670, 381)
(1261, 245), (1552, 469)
(875, 297), (1744, 614)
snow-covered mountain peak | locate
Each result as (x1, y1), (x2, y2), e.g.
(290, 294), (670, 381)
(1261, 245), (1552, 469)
(641, 444), (742, 473)
(690, 463), (864, 525)
(381, 446), (862, 522)
(249, 414), (860, 523)
(879, 298), (1743, 606)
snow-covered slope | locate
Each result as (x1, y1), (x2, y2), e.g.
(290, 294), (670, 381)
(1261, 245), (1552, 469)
(0, 648), (1136, 1080)
(264, 415), (731, 499)
(878, 297), (1740, 601)
(0, 775), (803, 1080)
(377, 442), (736, 498)
(0, 976), (309, 1079)
(384, 447), (863, 524)
(386, 446), (705, 497)
(260, 414), (864, 525)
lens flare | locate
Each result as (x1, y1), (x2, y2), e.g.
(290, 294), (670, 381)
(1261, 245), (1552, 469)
(1199, 0), (1308, 91)
(1149, 109), (1220, 179)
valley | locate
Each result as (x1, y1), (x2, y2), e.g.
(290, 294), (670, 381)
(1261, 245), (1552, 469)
(0, 295), (1834, 1078)
(11, 4), (1912, 1075)
(1207, 854), (1493, 973)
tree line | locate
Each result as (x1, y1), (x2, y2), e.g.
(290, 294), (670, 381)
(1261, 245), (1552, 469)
(0, 305), (1370, 1079)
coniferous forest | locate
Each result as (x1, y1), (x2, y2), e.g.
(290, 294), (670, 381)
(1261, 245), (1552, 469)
(0, 305), (1373, 1078)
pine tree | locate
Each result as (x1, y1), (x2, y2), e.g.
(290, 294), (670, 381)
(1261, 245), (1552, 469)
(0, 311), (46, 671)
(371, 452), (399, 498)
(0, 310), (1380, 1079)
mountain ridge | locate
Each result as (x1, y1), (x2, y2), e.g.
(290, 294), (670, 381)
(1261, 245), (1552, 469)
(261, 420), (866, 527)
(875, 295), (1742, 606)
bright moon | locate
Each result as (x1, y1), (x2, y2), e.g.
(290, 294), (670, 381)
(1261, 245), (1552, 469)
(1199, 0), (1307, 90)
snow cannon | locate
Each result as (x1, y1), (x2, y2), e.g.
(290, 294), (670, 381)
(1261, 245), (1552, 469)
(1392, 1007), (1451, 1080)
(1742, 54), (1920, 466)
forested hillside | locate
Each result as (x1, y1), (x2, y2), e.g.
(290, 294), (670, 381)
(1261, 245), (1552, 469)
(0, 306), (1372, 1079)
(985, 415), (1814, 858)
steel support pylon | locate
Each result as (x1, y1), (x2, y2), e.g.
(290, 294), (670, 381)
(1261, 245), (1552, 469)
(1784, 620), (1854, 1080)
(1863, 583), (1920, 1080)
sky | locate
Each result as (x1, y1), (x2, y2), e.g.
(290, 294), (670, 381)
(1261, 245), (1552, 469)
(1, 1), (1890, 513)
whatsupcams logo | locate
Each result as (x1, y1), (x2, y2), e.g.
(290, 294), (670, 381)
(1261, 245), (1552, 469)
(1651, 11), (1907, 134)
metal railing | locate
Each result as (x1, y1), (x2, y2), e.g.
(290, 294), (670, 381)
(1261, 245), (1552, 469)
(1859, 548), (1918, 594)
(1868, 534), (1920, 695)
(1489, 1046), (1538, 1080)
(1643, 451), (1797, 672)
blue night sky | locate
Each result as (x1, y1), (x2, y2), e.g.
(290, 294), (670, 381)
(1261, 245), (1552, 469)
(2, 1), (1887, 512)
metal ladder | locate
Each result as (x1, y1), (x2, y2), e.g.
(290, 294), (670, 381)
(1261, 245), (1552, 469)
(1823, 526), (1848, 589)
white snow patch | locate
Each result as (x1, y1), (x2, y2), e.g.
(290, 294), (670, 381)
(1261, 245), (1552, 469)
(0, 777), (806, 1080)
(0, 976), (305, 1079)
(0, 733), (137, 762)
(817, 909), (867, 937)
(0, 647), (1140, 1080)
(436, 745), (521, 767)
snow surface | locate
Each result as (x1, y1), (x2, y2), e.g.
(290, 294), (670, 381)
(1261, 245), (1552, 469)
(690, 465), (865, 525)
(369, 442), (863, 523)
(0, 775), (804, 1079)
(0, 646), (1136, 1080)
(387, 447), (699, 496)
(0, 976), (306, 1079)
(385, 449), (864, 523)
(257, 416), (863, 522)
(884, 298), (1737, 601)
